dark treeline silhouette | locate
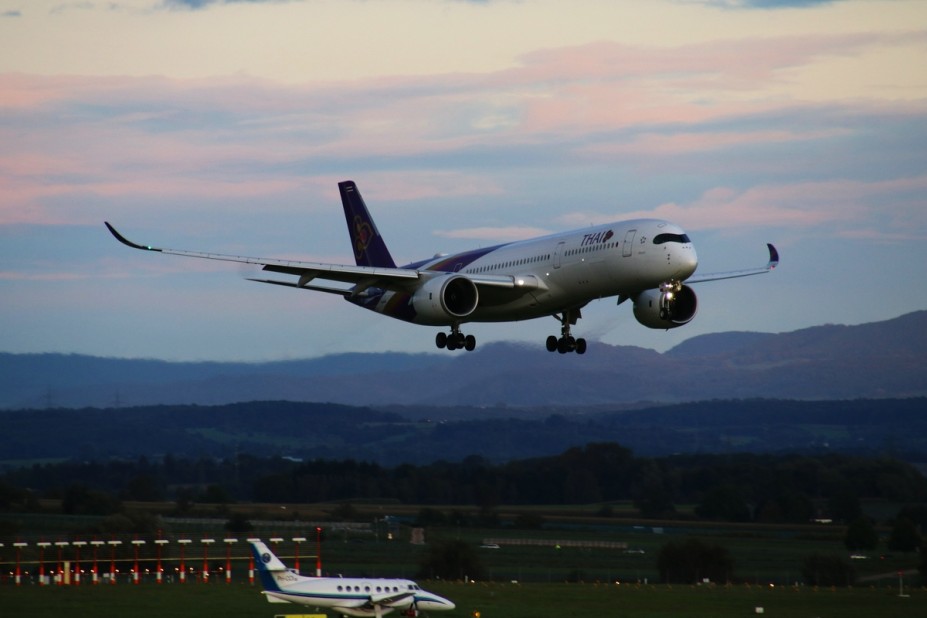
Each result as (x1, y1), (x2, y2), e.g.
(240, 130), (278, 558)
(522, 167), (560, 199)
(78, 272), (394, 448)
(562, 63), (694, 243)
(3, 398), (927, 467)
(3, 444), (926, 525)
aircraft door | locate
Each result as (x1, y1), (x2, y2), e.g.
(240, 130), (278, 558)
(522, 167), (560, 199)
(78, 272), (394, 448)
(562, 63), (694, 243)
(622, 229), (636, 257)
(553, 241), (565, 269)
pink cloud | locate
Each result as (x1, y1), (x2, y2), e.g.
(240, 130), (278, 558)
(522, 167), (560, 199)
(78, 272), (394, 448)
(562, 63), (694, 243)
(2, 29), (923, 233)
(602, 175), (927, 237)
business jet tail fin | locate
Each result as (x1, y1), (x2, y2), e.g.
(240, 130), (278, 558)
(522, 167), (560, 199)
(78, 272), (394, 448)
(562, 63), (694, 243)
(250, 540), (314, 595)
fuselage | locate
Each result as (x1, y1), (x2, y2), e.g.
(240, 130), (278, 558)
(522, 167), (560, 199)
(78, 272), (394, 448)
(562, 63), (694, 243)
(265, 574), (454, 616)
(351, 218), (698, 325)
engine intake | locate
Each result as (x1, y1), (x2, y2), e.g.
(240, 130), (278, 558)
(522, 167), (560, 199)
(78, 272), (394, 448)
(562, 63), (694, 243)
(632, 284), (698, 329)
(412, 274), (479, 324)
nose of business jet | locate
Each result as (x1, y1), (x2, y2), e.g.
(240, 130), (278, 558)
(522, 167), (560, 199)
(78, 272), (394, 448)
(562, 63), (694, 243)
(417, 591), (456, 611)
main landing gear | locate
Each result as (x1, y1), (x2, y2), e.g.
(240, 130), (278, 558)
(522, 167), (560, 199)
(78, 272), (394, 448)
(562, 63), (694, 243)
(436, 325), (476, 352)
(546, 309), (587, 354)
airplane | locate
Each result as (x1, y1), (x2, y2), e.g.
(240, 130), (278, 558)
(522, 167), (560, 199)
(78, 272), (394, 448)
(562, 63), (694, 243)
(248, 540), (455, 617)
(105, 180), (778, 354)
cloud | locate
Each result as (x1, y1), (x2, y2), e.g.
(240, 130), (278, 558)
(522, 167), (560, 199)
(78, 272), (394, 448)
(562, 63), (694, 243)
(705, 0), (837, 8)
(592, 174), (927, 239)
(2, 29), (925, 244)
(160, 0), (298, 8)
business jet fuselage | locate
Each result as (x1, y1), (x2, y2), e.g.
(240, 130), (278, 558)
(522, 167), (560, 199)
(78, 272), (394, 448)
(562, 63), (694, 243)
(106, 180), (777, 354)
(250, 541), (454, 617)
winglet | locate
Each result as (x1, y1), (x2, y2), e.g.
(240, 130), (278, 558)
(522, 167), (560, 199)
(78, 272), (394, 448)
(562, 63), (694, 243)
(766, 243), (779, 270)
(104, 222), (160, 252)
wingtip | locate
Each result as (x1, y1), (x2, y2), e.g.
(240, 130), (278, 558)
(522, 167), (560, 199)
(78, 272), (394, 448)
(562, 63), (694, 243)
(105, 221), (157, 251)
(766, 243), (779, 269)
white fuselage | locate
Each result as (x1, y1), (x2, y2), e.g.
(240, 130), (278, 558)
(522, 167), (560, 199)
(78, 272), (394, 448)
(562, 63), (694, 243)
(362, 218), (698, 325)
(264, 572), (454, 616)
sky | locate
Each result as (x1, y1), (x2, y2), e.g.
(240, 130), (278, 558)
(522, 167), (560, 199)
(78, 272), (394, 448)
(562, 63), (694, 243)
(1, 0), (926, 361)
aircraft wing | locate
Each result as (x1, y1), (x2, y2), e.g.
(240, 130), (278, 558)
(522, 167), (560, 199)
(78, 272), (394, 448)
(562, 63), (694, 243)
(105, 222), (420, 293)
(685, 243), (779, 284)
(370, 590), (415, 606)
(106, 222), (547, 297)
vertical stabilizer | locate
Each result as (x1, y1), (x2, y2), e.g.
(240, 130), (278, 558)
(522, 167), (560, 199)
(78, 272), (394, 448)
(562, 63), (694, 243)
(251, 541), (288, 572)
(339, 180), (397, 268)
(250, 540), (307, 593)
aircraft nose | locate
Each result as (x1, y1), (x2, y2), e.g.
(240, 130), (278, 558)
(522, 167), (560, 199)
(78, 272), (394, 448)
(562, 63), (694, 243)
(675, 245), (698, 280)
(420, 593), (455, 611)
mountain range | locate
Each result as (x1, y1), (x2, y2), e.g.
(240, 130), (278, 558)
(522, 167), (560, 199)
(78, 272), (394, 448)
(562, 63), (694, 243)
(2, 311), (926, 409)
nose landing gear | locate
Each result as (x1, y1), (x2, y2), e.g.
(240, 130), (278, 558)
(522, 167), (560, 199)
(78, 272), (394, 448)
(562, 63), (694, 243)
(658, 280), (682, 321)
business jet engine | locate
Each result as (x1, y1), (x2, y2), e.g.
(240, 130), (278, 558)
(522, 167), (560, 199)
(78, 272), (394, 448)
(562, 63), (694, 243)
(632, 283), (697, 329)
(412, 274), (479, 324)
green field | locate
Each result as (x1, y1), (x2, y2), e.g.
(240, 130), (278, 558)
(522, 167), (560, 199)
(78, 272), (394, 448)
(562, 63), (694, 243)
(3, 503), (925, 616)
(1, 580), (924, 618)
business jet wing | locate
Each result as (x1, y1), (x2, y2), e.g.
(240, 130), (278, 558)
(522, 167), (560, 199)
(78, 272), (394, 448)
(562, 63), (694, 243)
(104, 222), (420, 294)
(370, 590), (415, 606)
(685, 243), (779, 284)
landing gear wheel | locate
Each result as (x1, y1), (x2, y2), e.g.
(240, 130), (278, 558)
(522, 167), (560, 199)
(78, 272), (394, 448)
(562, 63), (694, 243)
(549, 310), (587, 354)
(438, 326), (476, 352)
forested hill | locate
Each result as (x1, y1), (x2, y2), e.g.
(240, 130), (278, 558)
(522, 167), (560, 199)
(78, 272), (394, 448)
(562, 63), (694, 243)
(2, 311), (925, 408)
(2, 398), (926, 466)
(5, 445), (926, 518)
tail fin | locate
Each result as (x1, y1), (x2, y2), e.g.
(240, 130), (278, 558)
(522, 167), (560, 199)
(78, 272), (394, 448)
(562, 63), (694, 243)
(339, 180), (397, 268)
(250, 540), (302, 593)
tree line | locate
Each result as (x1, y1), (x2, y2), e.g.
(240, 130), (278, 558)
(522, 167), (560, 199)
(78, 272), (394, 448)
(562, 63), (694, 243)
(2, 443), (926, 525)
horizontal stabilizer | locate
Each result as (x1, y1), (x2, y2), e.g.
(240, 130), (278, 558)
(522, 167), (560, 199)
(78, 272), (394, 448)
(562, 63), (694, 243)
(262, 591), (294, 604)
(247, 278), (354, 297)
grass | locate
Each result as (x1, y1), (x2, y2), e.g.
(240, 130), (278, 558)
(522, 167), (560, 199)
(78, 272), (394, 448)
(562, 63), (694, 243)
(2, 579), (924, 618)
(3, 503), (925, 616)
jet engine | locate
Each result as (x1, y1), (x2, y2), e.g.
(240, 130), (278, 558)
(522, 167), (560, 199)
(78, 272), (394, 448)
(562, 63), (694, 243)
(411, 274), (479, 324)
(632, 284), (697, 329)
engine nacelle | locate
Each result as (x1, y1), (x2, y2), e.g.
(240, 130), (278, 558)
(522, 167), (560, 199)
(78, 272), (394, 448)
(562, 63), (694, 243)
(411, 274), (479, 324)
(632, 284), (698, 329)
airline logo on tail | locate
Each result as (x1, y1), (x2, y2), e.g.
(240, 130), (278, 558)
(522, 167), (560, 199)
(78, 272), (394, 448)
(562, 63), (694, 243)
(352, 215), (374, 261)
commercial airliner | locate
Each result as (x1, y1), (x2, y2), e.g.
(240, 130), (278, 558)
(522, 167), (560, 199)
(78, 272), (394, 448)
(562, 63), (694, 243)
(249, 541), (454, 617)
(105, 180), (778, 354)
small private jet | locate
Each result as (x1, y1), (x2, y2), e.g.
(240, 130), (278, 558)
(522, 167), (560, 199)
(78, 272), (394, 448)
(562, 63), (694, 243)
(106, 180), (777, 354)
(249, 540), (455, 617)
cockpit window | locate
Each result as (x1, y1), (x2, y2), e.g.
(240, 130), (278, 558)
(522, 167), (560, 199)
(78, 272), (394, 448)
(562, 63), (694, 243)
(653, 233), (690, 245)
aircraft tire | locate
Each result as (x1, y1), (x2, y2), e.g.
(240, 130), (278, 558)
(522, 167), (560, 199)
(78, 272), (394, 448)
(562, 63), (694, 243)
(546, 336), (558, 352)
(465, 334), (476, 351)
(436, 332), (447, 349)
(576, 338), (587, 354)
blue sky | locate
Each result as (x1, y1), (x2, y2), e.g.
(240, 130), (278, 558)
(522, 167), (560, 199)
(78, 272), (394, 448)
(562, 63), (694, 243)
(1, 0), (926, 360)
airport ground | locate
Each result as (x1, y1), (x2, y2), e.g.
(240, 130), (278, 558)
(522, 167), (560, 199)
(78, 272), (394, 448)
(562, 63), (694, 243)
(1, 578), (924, 618)
(2, 501), (926, 616)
